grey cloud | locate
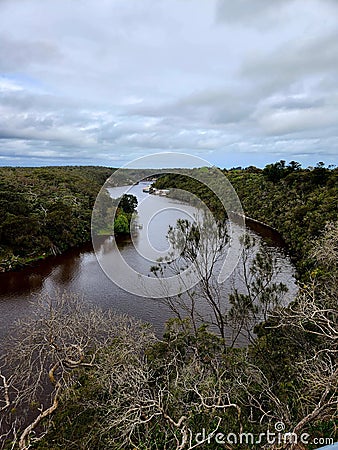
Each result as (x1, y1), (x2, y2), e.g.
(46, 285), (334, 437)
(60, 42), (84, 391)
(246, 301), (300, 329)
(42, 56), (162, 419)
(0, 0), (337, 168)
(128, 88), (255, 129)
(241, 30), (338, 92)
(0, 112), (97, 148)
(0, 90), (79, 113)
(0, 35), (61, 71)
(216, 0), (338, 25)
(176, 89), (254, 124)
(268, 96), (325, 111)
(216, 0), (292, 24)
(255, 107), (338, 137)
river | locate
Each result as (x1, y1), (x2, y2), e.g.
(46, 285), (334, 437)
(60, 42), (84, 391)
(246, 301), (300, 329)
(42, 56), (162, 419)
(0, 183), (297, 345)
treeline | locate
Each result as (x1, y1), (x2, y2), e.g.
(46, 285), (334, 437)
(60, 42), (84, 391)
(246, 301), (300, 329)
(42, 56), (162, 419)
(154, 161), (338, 275)
(0, 166), (113, 271)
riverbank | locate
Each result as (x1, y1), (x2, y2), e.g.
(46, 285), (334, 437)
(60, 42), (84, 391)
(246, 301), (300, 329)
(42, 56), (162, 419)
(0, 182), (297, 340)
(0, 166), (114, 274)
(0, 188), (291, 276)
(153, 165), (338, 278)
(0, 206), (289, 274)
(229, 211), (287, 248)
(0, 252), (51, 272)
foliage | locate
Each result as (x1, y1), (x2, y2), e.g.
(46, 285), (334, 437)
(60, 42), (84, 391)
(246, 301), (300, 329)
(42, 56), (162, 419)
(113, 213), (129, 234)
(92, 192), (138, 235)
(2, 221), (336, 450)
(0, 167), (137, 270)
(118, 194), (138, 215)
(154, 162), (338, 278)
(0, 293), (154, 449)
(228, 162), (337, 275)
(0, 163), (337, 449)
(152, 215), (288, 347)
(0, 166), (113, 271)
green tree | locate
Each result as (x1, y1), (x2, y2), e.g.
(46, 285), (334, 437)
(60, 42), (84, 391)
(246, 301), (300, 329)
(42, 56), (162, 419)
(262, 160), (287, 182)
(118, 194), (138, 214)
(114, 213), (129, 234)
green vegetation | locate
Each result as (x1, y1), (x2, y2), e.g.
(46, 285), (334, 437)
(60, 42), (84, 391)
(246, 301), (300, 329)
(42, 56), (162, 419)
(0, 166), (112, 271)
(113, 212), (130, 234)
(113, 194), (138, 234)
(228, 161), (337, 275)
(92, 191), (138, 236)
(0, 167), (138, 271)
(0, 162), (337, 449)
(2, 219), (336, 449)
(154, 161), (338, 277)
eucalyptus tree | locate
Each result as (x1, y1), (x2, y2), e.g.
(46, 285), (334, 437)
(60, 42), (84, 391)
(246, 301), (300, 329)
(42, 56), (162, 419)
(151, 213), (288, 348)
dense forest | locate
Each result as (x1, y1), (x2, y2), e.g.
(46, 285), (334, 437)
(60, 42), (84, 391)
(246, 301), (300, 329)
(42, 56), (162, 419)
(0, 162), (337, 449)
(0, 166), (139, 272)
(154, 161), (338, 277)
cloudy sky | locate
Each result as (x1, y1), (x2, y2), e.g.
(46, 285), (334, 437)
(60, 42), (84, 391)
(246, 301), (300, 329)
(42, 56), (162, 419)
(1, 0), (338, 168)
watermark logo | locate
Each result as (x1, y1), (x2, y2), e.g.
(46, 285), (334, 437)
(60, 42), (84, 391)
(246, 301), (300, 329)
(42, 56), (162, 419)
(275, 421), (285, 432)
(194, 422), (335, 447)
(91, 152), (245, 298)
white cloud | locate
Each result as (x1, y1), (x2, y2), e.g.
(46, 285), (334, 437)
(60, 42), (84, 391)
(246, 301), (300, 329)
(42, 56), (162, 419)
(0, 77), (24, 93)
(0, 0), (337, 167)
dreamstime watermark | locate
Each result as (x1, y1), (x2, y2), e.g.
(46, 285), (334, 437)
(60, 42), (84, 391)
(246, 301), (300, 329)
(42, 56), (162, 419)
(194, 422), (335, 448)
(91, 152), (245, 298)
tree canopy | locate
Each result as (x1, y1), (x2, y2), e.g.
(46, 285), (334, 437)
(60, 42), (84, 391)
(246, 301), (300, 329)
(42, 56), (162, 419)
(0, 166), (113, 271)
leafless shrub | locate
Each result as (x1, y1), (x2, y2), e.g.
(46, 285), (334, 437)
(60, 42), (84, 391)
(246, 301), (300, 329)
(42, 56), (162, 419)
(0, 291), (154, 449)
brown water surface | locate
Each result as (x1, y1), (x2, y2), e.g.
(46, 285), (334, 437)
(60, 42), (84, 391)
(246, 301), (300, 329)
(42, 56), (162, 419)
(0, 183), (297, 345)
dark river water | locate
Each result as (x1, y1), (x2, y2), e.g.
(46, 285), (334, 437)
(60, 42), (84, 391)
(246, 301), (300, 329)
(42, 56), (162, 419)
(0, 183), (297, 344)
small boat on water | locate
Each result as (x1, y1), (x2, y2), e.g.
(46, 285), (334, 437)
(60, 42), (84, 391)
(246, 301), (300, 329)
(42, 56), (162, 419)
(153, 189), (170, 196)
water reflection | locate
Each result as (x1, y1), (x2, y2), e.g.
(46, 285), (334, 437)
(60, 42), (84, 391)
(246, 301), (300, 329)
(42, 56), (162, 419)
(0, 183), (297, 346)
